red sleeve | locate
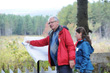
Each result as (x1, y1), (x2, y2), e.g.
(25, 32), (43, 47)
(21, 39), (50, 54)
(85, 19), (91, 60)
(64, 28), (76, 61)
(30, 36), (49, 47)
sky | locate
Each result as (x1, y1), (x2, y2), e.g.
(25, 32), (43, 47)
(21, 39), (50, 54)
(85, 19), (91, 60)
(0, 0), (99, 16)
(0, 0), (99, 10)
(0, 0), (75, 10)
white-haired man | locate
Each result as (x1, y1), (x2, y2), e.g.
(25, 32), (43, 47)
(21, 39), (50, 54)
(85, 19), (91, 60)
(26, 16), (75, 73)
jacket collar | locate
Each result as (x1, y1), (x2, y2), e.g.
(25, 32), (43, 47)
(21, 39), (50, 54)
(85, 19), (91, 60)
(77, 39), (85, 45)
(48, 25), (63, 36)
(78, 38), (87, 42)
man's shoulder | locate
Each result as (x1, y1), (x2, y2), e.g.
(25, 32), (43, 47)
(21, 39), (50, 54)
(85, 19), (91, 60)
(59, 25), (69, 30)
(59, 25), (69, 32)
(62, 25), (69, 30)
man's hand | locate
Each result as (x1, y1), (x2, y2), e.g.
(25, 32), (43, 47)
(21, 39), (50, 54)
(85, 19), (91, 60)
(69, 60), (75, 69)
(25, 40), (30, 44)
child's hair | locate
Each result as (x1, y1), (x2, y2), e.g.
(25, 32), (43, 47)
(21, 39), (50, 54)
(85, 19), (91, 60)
(76, 27), (92, 45)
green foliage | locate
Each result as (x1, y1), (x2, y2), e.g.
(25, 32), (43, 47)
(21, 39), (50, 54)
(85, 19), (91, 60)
(57, 2), (77, 25)
(88, 1), (110, 30)
(40, 61), (50, 71)
(0, 36), (36, 72)
(0, 14), (49, 35)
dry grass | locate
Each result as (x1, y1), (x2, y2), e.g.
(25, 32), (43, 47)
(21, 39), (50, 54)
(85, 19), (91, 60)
(0, 35), (43, 49)
(0, 35), (110, 53)
(91, 35), (110, 53)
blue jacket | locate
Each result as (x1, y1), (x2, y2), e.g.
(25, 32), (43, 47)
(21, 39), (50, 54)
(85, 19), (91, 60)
(75, 39), (94, 73)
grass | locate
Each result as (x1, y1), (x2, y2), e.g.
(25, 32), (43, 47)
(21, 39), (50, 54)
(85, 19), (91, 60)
(91, 34), (110, 53)
(0, 35), (110, 73)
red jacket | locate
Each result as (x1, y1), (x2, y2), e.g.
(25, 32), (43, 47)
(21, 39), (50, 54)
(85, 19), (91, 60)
(30, 26), (75, 66)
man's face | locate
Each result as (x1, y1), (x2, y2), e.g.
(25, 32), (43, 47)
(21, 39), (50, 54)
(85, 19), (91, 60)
(48, 18), (59, 31)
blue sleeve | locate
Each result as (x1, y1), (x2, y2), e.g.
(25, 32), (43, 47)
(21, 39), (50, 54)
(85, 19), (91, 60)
(80, 42), (90, 73)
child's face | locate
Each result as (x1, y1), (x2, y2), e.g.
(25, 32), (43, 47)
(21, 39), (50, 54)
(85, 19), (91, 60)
(75, 32), (82, 40)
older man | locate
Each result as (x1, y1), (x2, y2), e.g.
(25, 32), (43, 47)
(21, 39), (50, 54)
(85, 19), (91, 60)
(26, 16), (75, 73)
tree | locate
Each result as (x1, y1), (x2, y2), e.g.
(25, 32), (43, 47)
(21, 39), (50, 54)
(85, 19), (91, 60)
(77, 0), (91, 34)
(0, 14), (5, 35)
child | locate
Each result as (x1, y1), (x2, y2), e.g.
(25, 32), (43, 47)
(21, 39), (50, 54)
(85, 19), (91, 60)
(75, 27), (94, 73)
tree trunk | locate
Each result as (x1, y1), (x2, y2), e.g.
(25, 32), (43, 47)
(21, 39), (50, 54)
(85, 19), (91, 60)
(77, 0), (90, 34)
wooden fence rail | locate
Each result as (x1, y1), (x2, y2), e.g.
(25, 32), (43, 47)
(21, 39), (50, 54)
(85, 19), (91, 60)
(91, 52), (110, 63)
(90, 52), (110, 73)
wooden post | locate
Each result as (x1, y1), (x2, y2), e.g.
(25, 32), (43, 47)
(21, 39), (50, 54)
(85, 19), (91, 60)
(37, 60), (40, 73)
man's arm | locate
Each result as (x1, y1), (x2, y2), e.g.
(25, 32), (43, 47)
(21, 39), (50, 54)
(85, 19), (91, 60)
(64, 28), (76, 68)
(26, 36), (49, 47)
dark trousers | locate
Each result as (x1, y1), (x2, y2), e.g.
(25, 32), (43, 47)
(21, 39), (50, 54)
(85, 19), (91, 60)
(57, 65), (72, 73)
(83, 70), (92, 73)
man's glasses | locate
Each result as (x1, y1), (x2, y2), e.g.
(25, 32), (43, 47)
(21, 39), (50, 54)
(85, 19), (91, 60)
(48, 21), (56, 25)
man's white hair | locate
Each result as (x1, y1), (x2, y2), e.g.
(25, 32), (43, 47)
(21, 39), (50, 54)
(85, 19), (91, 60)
(48, 16), (59, 22)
